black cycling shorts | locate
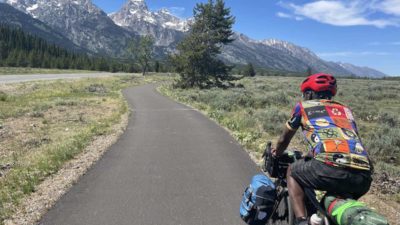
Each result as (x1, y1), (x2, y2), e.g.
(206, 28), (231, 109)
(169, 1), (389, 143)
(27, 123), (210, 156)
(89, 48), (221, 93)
(290, 158), (372, 199)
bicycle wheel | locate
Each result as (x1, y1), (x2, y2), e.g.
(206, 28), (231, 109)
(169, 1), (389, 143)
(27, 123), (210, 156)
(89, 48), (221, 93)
(267, 193), (295, 225)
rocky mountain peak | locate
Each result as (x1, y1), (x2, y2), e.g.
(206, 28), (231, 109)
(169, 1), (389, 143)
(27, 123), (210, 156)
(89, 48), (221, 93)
(125, 0), (148, 11)
(262, 39), (319, 59)
(111, 0), (189, 31)
(5, 0), (134, 56)
(158, 8), (171, 15)
(2, 0), (387, 77)
(6, 0), (104, 16)
(109, 0), (190, 47)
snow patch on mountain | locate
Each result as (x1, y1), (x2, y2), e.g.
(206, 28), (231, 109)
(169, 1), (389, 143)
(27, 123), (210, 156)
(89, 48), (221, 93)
(110, 0), (190, 33)
(5, 0), (135, 56)
(26, 3), (37, 11)
(3, 0), (387, 77)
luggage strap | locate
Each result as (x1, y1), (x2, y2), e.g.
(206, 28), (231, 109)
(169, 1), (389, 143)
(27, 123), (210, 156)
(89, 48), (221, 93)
(331, 201), (365, 225)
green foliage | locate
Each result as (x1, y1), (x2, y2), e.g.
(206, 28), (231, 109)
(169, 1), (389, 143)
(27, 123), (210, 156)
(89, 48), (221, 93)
(244, 63), (256, 77)
(161, 76), (400, 176)
(154, 60), (160, 73)
(0, 24), (138, 73)
(127, 35), (155, 75)
(0, 92), (7, 102)
(171, 0), (237, 88)
(306, 66), (313, 76)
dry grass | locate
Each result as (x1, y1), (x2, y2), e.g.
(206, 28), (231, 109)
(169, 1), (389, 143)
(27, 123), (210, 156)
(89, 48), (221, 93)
(160, 76), (400, 223)
(0, 67), (96, 75)
(161, 76), (400, 171)
(0, 74), (171, 224)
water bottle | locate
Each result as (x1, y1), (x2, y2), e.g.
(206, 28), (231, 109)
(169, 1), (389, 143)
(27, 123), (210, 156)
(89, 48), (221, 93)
(310, 213), (322, 225)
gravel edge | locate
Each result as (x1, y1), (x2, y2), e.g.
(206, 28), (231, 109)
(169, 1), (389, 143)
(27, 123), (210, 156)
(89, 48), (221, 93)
(4, 112), (130, 225)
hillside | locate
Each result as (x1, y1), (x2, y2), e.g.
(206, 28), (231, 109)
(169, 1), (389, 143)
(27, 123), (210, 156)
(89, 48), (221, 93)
(1, 0), (388, 77)
(0, 25), (133, 72)
(0, 3), (84, 52)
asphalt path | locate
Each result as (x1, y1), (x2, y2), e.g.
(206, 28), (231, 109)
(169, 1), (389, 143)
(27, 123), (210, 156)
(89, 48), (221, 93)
(0, 73), (129, 84)
(39, 84), (260, 225)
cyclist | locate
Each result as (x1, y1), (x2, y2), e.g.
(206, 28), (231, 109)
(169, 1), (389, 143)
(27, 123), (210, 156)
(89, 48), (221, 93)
(271, 73), (372, 225)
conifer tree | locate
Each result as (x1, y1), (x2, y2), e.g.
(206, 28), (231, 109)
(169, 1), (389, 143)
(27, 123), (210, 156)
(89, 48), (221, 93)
(0, 24), (134, 73)
(155, 60), (160, 73)
(171, 0), (236, 88)
(244, 63), (256, 77)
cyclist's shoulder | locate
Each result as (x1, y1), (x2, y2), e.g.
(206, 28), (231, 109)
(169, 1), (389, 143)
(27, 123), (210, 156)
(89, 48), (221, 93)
(301, 99), (350, 108)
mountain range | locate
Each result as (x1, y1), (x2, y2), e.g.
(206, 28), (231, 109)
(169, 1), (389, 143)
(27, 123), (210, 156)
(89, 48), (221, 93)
(1, 0), (387, 77)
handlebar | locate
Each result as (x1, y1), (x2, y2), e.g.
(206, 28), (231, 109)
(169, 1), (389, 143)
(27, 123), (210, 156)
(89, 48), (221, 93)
(262, 141), (303, 179)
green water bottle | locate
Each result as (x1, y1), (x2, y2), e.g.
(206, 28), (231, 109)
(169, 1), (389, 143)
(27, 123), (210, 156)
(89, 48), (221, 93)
(323, 196), (389, 225)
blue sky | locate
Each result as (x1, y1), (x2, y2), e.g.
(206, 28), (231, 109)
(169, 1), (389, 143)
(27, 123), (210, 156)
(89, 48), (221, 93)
(93, 0), (400, 76)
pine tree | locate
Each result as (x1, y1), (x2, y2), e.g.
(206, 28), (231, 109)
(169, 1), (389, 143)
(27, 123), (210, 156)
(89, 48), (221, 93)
(306, 66), (313, 76)
(0, 40), (8, 63)
(244, 63), (256, 77)
(5, 49), (18, 67)
(171, 0), (236, 88)
(155, 60), (160, 73)
(0, 24), (133, 73)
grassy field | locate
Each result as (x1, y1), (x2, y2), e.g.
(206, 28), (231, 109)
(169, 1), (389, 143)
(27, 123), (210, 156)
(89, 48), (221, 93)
(0, 74), (169, 223)
(0, 67), (97, 75)
(160, 76), (400, 200)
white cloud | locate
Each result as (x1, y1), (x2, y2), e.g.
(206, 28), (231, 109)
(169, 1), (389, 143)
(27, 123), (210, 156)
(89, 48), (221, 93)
(277, 12), (291, 18)
(379, 0), (400, 16)
(277, 12), (303, 21)
(318, 51), (391, 57)
(279, 0), (400, 28)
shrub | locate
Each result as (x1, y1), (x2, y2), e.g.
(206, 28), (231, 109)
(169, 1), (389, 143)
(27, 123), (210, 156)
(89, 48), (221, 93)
(364, 125), (400, 159)
(255, 107), (288, 135)
(378, 112), (399, 127)
(0, 92), (7, 102)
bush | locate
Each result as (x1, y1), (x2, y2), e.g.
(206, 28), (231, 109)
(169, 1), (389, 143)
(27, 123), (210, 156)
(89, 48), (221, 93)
(255, 107), (288, 135)
(378, 112), (399, 127)
(364, 125), (400, 159)
(162, 76), (400, 177)
(0, 91), (7, 101)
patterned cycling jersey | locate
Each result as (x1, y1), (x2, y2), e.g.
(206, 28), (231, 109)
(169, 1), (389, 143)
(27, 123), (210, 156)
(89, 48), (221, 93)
(286, 100), (371, 171)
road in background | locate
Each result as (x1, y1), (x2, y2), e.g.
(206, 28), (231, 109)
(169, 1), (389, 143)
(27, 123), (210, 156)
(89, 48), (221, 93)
(39, 84), (259, 225)
(0, 73), (131, 84)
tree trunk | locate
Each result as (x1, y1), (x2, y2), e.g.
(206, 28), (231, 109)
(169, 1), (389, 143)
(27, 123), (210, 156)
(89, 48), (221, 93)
(142, 64), (147, 76)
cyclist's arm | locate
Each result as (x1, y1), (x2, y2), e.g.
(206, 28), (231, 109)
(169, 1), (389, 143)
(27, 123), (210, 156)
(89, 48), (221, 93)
(274, 126), (297, 157)
(273, 102), (301, 157)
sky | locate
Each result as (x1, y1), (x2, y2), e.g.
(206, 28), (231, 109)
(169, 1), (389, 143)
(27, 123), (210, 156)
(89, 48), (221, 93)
(92, 0), (400, 76)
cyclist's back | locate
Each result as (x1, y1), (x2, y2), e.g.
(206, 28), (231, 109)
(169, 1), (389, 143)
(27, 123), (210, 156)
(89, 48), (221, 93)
(289, 99), (371, 171)
(272, 73), (372, 225)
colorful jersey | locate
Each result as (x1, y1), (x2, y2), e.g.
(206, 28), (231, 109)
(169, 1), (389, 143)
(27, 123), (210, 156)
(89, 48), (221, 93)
(286, 100), (371, 171)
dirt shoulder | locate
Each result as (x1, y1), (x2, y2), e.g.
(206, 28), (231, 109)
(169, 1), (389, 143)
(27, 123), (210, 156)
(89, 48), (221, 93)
(0, 75), (171, 225)
(4, 113), (129, 225)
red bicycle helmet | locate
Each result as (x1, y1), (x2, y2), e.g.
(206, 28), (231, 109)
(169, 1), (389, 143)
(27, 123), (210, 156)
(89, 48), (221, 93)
(301, 73), (337, 96)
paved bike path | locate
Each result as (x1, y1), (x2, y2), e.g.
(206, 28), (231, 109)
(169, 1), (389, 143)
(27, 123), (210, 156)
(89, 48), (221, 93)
(39, 84), (259, 225)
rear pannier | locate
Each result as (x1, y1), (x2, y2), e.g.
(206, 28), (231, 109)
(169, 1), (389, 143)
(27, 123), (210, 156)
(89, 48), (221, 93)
(239, 174), (276, 225)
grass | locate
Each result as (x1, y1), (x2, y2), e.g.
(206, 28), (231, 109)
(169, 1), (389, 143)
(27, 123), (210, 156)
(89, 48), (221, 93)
(0, 67), (97, 75)
(0, 74), (170, 223)
(160, 76), (400, 177)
